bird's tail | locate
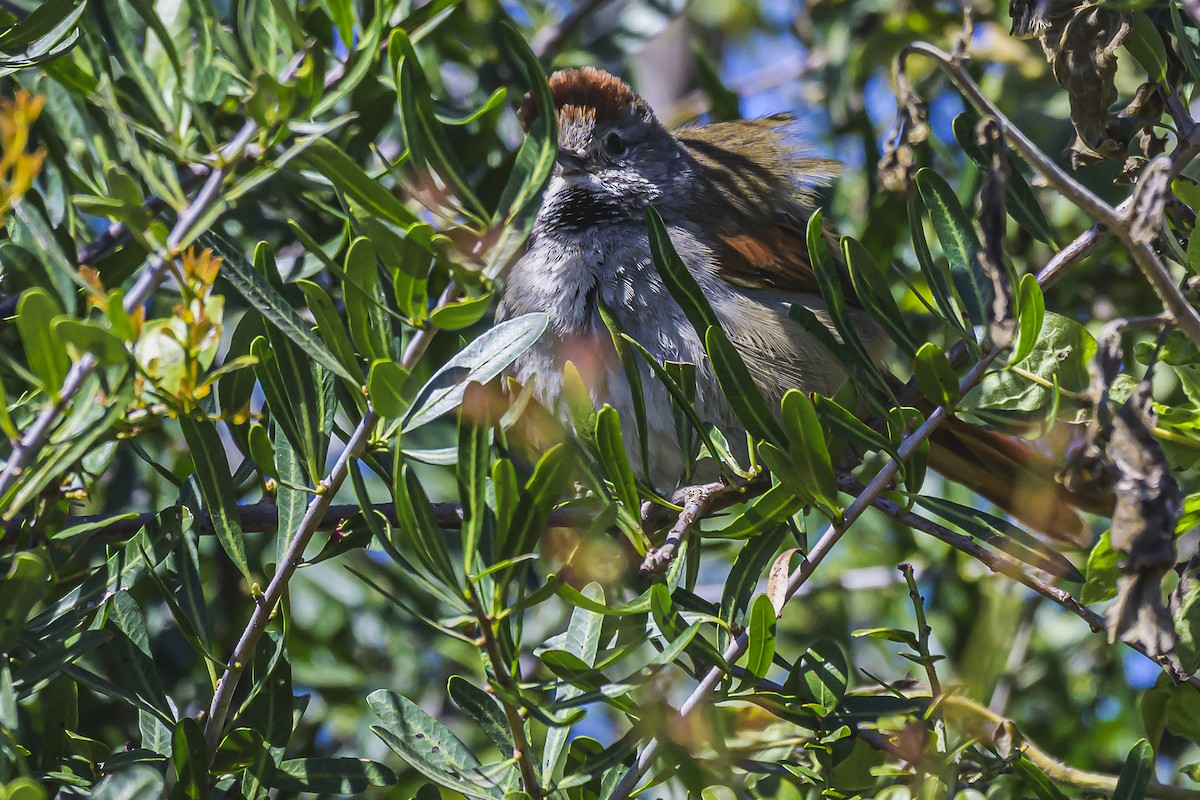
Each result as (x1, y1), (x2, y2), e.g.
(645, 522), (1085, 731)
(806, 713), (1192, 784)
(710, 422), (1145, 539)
(926, 416), (1114, 546)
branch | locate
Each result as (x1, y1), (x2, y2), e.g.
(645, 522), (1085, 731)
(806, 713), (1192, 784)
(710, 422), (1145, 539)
(640, 481), (725, 575)
(608, 349), (1004, 799)
(202, 407), (379, 752)
(531, 0), (614, 60)
(861, 488), (1200, 690)
(203, 283), (464, 755)
(467, 585), (542, 797)
(899, 42), (1200, 348)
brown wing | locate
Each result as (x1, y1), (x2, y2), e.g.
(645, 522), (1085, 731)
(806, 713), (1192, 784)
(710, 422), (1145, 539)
(715, 222), (859, 306)
(676, 119), (857, 306)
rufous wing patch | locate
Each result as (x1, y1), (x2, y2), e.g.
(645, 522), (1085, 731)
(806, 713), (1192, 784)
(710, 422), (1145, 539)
(716, 223), (858, 303)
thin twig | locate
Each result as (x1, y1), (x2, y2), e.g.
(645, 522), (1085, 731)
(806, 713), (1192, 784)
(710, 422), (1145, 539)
(899, 563), (948, 756)
(640, 481), (724, 575)
(202, 408), (379, 752)
(467, 584), (543, 797)
(203, 270), (466, 753)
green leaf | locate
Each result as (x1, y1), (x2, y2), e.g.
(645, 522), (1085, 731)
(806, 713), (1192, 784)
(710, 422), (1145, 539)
(1014, 757), (1069, 800)
(271, 758), (398, 793)
(915, 168), (988, 330)
(1125, 13), (1169, 84)
(53, 317), (128, 364)
(344, 237), (392, 362)
(645, 205), (719, 334)
(368, 359), (409, 419)
(1013, 273), (1045, 364)
(806, 212), (888, 391)
(975, 312), (1096, 415)
(391, 29), (488, 223)
(543, 583), (604, 782)
(712, 484), (802, 541)
(1082, 530), (1119, 604)
(217, 244), (358, 383)
(0, 551), (50, 652)
(780, 389), (838, 514)
(502, 443), (572, 560)
(247, 423), (278, 481)
(852, 627), (919, 647)
(951, 112), (1056, 245)
(368, 689), (502, 799)
(908, 195), (971, 338)
(457, 382), (492, 575)
(403, 313), (548, 432)
(448, 676), (513, 755)
(107, 592), (174, 725)
(595, 406), (640, 518)
(705, 325), (785, 444)
(299, 138), (431, 242)
(430, 293), (493, 331)
(297, 279), (362, 383)
(168, 718), (207, 800)
(913, 342), (958, 410)
(843, 236), (920, 357)
(392, 458), (459, 590)
(812, 394), (897, 460)
(914, 495), (1083, 581)
(744, 594), (777, 679)
(786, 639), (848, 716)
(179, 416), (251, 581)
(17, 287), (69, 392)
(1113, 739), (1153, 800)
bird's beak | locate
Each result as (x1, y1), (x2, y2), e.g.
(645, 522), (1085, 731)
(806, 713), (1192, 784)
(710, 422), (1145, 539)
(555, 148), (588, 176)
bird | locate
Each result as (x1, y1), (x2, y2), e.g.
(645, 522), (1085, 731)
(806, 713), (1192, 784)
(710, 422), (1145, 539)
(496, 66), (1112, 544)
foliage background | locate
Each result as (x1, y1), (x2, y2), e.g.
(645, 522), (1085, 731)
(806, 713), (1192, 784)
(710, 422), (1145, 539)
(1, 0), (1200, 798)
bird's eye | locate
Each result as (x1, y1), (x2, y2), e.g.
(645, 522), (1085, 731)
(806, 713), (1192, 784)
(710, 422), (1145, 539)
(603, 131), (627, 157)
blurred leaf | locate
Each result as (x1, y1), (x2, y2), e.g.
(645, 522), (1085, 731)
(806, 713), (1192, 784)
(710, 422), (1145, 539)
(744, 594), (777, 680)
(1113, 739), (1153, 800)
(271, 757), (397, 793)
(0, 551), (49, 652)
(17, 287), (68, 392)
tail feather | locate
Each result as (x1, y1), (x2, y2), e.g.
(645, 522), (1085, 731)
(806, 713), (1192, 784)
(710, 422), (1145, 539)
(927, 417), (1114, 546)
